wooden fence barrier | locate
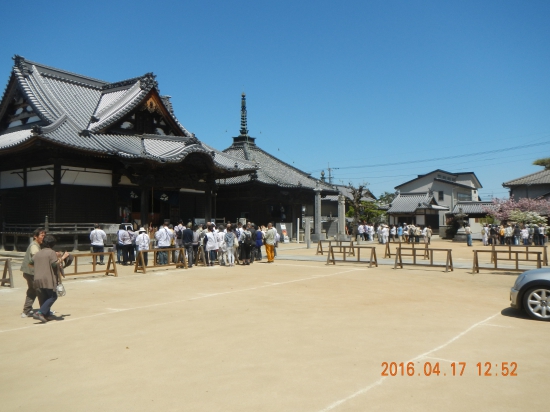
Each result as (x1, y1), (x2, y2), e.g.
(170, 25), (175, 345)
(488, 245), (548, 266)
(69, 252), (118, 277)
(473, 249), (542, 273)
(316, 240), (332, 255)
(134, 247), (188, 273)
(326, 245), (378, 267)
(0, 258), (14, 288)
(195, 245), (208, 266)
(318, 240), (355, 256)
(394, 247), (454, 272)
(385, 241), (428, 259)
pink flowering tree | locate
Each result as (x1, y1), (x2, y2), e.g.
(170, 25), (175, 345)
(482, 198), (550, 222)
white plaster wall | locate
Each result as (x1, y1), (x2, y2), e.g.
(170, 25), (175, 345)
(27, 165), (54, 186)
(61, 167), (112, 187)
(397, 174), (434, 192)
(119, 175), (137, 186)
(0, 169), (24, 188)
(456, 174), (476, 187)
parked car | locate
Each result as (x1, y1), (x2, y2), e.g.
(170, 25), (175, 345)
(510, 268), (550, 321)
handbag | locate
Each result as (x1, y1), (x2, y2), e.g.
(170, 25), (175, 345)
(56, 283), (66, 297)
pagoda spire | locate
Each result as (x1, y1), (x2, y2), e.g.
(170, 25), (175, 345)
(239, 92), (248, 136)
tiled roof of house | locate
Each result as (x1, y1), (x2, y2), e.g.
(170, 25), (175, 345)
(0, 56), (256, 173)
(218, 140), (337, 192)
(451, 201), (495, 214)
(503, 169), (550, 186)
(387, 192), (449, 213)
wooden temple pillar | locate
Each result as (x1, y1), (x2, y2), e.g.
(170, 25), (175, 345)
(205, 186), (212, 223)
(140, 187), (150, 226)
(52, 163), (61, 223)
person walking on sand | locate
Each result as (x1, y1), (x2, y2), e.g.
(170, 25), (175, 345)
(264, 222), (277, 263)
(20, 227), (46, 318)
(32, 235), (69, 323)
(465, 224), (472, 246)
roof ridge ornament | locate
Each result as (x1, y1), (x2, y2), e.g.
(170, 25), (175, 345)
(140, 73), (158, 91)
(31, 125), (42, 136)
(239, 92), (248, 136)
(13, 55), (32, 77)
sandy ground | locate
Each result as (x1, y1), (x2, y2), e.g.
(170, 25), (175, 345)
(0, 240), (548, 411)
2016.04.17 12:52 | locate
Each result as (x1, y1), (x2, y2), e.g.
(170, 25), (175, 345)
(381, 362), (518, 376)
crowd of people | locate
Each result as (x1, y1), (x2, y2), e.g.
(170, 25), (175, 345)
(19, 220), (281, 322)
(478, 223), (547, 246)
(111, 220), (280, 268)
(352, 222), (433, 244)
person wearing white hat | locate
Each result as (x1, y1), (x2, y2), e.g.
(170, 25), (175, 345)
(136, 227), (150, 266)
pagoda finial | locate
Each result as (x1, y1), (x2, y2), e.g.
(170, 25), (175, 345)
(239, 92), (248, 136)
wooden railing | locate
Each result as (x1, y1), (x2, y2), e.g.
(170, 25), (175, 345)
(473, 249), (542, 273)
(67, 252), (118, 277)
(385, 242), (428, 259)
(394, 247), (454, 272)
(134, 247), (188, 273)
(317, 240), (355, 256)
(0, 217), (112, 252)
(326, 245), (378, 268)
(488, 245), (548, 266)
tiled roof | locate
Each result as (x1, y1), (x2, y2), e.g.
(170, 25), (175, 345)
(218, 140), (337, 191)
(503, 169), (550, 186)
(0, 128), (33, 150)
(0, 56), (256, 173)
(451, 201), (495, 214)
(387, 192), (448, 213)
(88, 81), (148, 132)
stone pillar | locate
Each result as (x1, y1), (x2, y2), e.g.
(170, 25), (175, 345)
(305, 216), (311, 249)
(337, 194), (349, 240)
(311, 187), (324, 241)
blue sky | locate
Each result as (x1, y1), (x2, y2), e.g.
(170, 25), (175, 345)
(1, 0), (549, 199)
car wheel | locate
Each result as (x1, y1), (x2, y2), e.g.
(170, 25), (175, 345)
(523, 287), (550, 321)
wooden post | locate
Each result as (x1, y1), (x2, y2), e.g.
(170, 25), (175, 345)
(72, 224), (78, 252)
(0, 259), (14, 288)
(370, 248), (378, 268)
(134, 251), (147, 274)
(316, 240), (324, 255)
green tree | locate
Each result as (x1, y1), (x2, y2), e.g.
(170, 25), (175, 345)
(533, 157), (550, 170)
(346, 201), (386, 224)
(378, 191), (396, 205)
(345, 183), (368, 238)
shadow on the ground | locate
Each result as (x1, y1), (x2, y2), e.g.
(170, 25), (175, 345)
(33, 314), (70, 324)
(500, 307), (531, 321)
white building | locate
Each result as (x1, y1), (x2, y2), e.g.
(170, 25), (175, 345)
(387, 169), (482, 233)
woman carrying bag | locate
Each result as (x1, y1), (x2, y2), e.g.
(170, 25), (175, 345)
(32, 235), (69, 323)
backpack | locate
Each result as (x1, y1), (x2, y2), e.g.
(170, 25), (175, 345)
(243, 231), (253, 246)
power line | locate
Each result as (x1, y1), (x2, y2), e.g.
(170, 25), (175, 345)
(332, 141), (550, 171)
